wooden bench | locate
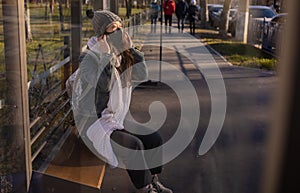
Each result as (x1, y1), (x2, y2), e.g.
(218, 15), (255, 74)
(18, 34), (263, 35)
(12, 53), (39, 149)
(30, 128), (106, 193)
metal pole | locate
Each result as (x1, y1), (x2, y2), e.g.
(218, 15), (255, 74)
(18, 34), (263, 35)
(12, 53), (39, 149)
(159, 0), (163, 82)
(59, 1), (64, 31)
(62, 36), (70, 90)
(71, 0), (82, 73)
(262, 0), (300, 192)
(1, 0), (31, 192)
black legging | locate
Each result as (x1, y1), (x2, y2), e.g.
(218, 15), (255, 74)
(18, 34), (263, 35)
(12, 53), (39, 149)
(110, 123), (163, 189)
(190, 19), (196, 35)
(165, 14), (173, 26)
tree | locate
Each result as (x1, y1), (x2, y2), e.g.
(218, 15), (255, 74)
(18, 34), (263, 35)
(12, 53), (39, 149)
(44, 0), (55, 19)
(25, 0), (33, 41)
(49, 0), (55, 14)
(65, 0), (70, 8)
(45, 0), (49, 19)
(125, 0), (132, 17)
(58, 0), (64, 31)
(219, 0), (232, 38)
(199, 0), (208, 28)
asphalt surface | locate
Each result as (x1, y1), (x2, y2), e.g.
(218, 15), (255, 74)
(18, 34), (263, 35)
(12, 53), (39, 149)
(101, 25), (277, 193)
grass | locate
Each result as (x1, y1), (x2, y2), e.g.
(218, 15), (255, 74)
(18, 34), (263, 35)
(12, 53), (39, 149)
(199, 30), (277, 71)
(0, 3), (146, 74)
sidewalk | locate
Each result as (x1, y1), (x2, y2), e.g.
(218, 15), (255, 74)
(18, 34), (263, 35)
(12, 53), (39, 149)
(101, 24), (276, 193)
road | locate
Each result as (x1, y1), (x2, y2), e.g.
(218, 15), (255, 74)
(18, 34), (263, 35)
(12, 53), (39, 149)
(101, 26), (277, 193)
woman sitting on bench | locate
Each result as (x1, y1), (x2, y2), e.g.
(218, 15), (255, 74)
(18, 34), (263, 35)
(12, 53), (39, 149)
(71, 10), (173, 193)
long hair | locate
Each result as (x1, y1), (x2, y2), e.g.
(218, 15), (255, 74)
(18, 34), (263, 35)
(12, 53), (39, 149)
(118, 50), (134, 87)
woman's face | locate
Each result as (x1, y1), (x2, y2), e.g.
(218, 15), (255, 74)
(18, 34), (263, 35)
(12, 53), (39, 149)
(97, 21), (122, 40)
(100, 21), (132, 55)
(105, 21), (122, 34)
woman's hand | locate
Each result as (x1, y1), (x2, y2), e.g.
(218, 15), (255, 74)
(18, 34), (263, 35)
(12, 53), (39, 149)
(97, 35), (111, 55)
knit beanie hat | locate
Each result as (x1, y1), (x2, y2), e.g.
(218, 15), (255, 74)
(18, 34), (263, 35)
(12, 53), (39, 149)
(91, 10), (122, 37)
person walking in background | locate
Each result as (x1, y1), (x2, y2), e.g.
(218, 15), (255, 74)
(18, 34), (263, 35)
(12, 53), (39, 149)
(175, 0), (189, 32)
(187, 0), (200, 35)
(150, 0), (161, 25)
(150, 0), (161, 33)
(163, 0), (176, 33)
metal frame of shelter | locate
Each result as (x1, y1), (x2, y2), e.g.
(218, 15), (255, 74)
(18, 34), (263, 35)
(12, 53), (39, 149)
(1, 0), (299, 192)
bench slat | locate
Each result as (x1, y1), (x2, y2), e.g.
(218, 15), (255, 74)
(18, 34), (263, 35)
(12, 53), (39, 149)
(46, 164), (105, 189)
(45, 129), (106, 189)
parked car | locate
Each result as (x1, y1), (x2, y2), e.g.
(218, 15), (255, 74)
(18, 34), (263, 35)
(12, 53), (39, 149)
(208, 4), (223, 26)
(229, 5), (277, 37)
(211, 8), (237, 29)
(270, 13), (287, 23)
(249, 6), (277, 19)
(262, 13), (288, 50)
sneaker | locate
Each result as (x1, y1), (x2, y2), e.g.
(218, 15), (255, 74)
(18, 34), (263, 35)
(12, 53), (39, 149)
(136, 184), (158, 193)
(152, 175), (173, 193)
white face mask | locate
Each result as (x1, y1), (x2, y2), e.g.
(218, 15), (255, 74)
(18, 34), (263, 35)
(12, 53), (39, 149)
(106, 28), (124, 54)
